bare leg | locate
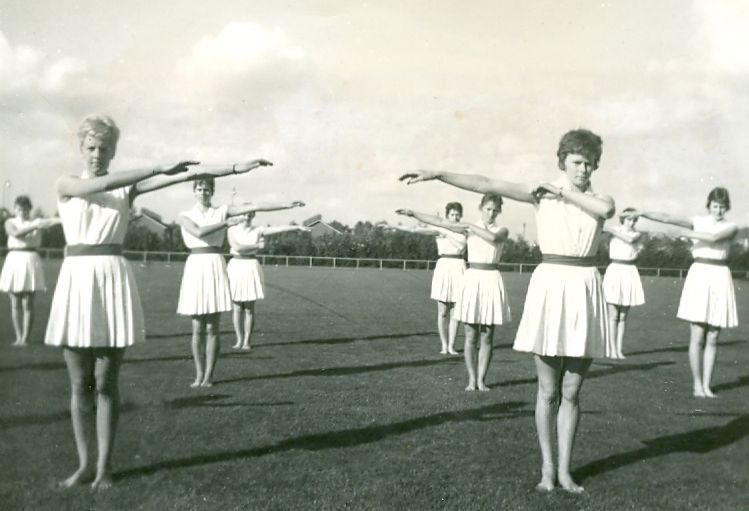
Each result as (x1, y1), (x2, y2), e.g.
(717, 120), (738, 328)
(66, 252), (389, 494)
(447, 303), (459, 355)
(59, 348), (96, 488)
(9, 293), (23, 345)
(534, 355), (561, 491)
(242, 302), (256, 349)
(231, 303), (243, 349)
(702, 326), (720, 398)
(91, 348), (125, 490)
(437, 301), (449, 354)
(190, 317), (206, 387)
(463, 323), (479, 391)
(616, 306), (629, 359)
(476, 325), (494, 391)
(689, 323), (707, 397)
(20, 292), (34, 345)
(557, 357), (592, 493)
(606, 303), (619, 359)
(202, 313), (220, 386)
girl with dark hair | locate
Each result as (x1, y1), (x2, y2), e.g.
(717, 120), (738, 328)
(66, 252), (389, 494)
(0, 195), (60, 345)
(401, 128), (615, 493)
(634, 186), (738, 398)
(381, 201), (467, 354)
(396, 193), (510, 391)
(602, 207), (646, 358)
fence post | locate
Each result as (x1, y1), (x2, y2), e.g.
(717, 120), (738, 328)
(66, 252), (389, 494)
(403, 260), (407, 271)
(380, 259), (383, 270)
(309, 256), (312, 268)
(356, 259), (360, 269)
(333, 258), (337, 268)
(143, 252), (147, 263)
(285, 256), (289, 267)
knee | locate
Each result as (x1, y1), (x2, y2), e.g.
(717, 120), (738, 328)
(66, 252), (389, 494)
(205, 323), (218, 337)
(94, 373), (118, 396)
(70, 374), (95, 396)
(537, 384), (559, 406)
(560, 382), (582, 405)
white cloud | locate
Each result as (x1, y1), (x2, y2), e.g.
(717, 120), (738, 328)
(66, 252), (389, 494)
(694, 0), (749, 75)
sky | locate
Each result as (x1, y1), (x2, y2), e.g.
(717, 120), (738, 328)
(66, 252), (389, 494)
(1, 0), (748, 240)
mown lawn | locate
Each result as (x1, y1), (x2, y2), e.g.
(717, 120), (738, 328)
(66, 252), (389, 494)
(0, 262), (747, 510)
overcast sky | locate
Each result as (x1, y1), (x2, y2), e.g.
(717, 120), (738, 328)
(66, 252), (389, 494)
(1, 0), (747, 239)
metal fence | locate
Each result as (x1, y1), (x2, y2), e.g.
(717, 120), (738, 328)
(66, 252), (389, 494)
(2, 247), (748, 279)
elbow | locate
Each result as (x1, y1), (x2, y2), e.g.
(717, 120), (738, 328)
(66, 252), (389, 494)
(602, 204), (616, 219)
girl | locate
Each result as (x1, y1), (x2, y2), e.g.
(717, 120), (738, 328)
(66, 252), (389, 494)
(0, 195), (60, 346)
(396, 194), (510, 391)
(227, 208), (309, 350)
(177, 179), (304, 387)
(634, 187), (738, 398)
(382, 202), (467, 355)
(45, 113), (270, 489)
(602, 207), (645, 359)
(400, 129), (615, 493)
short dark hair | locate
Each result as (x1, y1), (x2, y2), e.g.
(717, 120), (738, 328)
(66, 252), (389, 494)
(192, 177), (216, 193)
(619, 207), (637, 224)
(14, 195), (32, 210)
(445, 202), (463, 217)
(706, 187), (730, 211)
(557, 129), (603, 170)
(479, 193), (503, 211)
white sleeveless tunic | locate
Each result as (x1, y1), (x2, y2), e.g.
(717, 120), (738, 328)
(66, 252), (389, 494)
(226, 224), (267, 302)
(677, 215), (738, 328)
(602, 227), (645, 306)
(430, 227), (466, 303)
(513, 176), (611, 358)
(177, 204), (232, 315)
(0, 217), (46, 293)
(45, 186), (145, 348)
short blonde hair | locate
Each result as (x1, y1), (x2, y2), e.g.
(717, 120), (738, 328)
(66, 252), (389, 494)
(77, 114), (120, 148)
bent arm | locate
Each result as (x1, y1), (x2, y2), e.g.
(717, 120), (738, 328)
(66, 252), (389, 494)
(5, 218), (41, 237)
(678, 224), (738, 243)
(604, 226), (643, 244)
(177, 215), (231, 239)
(468, 225), (509, 244)
(560, 189), (615, 219)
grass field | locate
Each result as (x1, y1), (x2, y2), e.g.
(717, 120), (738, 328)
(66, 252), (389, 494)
(0, 261), (747, 510)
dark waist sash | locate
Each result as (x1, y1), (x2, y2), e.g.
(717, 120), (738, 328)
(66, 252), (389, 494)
(232, 254), (257, 260)
(190, 247), (223, 255)
(610, 258), (636, 265)
(468, 262), (499, 271)
(438, 254), (464, 259)
(65, 244), (123, 257)
(542, 254), (597, 267)
(9, 247), (38, 252)
(693, 257), (728, 267)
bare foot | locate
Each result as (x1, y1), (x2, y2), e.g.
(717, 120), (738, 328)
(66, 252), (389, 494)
(693, 387), (706, 398)
(232, 343), (241, 349)
(91, 473), (113, 490)
(440, 349), (448, 355)
(558, 474), (584, 494)
(447, 349), (459, 355)
(57, 467), (93, 489)
(200, 380), (213, 388)
(703, 388), (718, 398)
(536, 465), (555, 492)
(190, 379), (202, 388)
(241, 344), (252, 351)
(617, 353), (626, 359)
(477, 383), (490, 392)
(465, 382), (477, 391)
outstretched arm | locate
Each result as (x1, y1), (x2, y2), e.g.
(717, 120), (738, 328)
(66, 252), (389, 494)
(633, 209), (693, 229)
(261, 225), (312, 236)
(178, 215), (243, 239)
(604, 225), (643, 244)
(133, 159), (273, 197)
(532, 182), (615, 219)
(4, 217), (61, 237)
(466, 224), (509, 244)
(395, 209), (468, 235)
(226, 200), (305, 217)
(377, 221), (439, 236)
(57, 161), (198, 200)
(399, 170), (536, 203)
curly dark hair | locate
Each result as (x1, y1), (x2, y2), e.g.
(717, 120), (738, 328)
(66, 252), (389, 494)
(557, 129), (603, 170)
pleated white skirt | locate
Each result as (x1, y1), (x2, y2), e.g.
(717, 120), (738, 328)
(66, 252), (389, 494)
(454, 268), (510, 325)
(0, 251), (46, 293)
(677, 262), (738, 328)
(430, 258), (466, 303)
(45, 255), (145, 348)
(227, 257), (265, 302)
(177, 253), (232, 315)
(602, 263), (645, 307)
(513, 263), (611, 358)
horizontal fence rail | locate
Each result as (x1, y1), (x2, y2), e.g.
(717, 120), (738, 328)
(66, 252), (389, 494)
(1, 248), (747, 279)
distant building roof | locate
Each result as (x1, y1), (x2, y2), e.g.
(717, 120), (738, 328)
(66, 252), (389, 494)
(303, 214), (343, 236)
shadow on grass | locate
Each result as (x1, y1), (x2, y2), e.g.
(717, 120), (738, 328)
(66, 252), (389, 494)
(711, 374), (749, 393)
(574, 414), (749, 483)
(627, 339), (746, 357)
(217, 356), (461, 384)
(269, 331), (439, 347)
(164, 394), (293, 409)
(114, 400), (530, 480)
(0, 401), (139, 430)
(492, 361), (675, 389)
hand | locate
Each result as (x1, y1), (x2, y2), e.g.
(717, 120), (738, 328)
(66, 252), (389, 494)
(290, 200), (306, 208)
(530, 182), (560, 202)
(233, 159), (274, 174)
(395, 208), (414, 217)
(298, 226), (312, 233)
(226, 216), (244, 227)
(161, 161), (199, 175)
(399, 170), (437, 185)
(256, 240), (266, 250)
